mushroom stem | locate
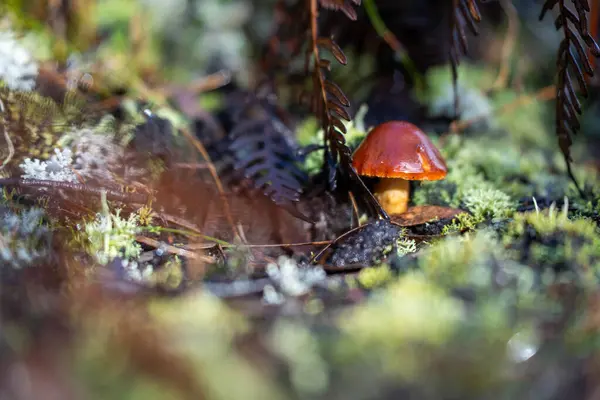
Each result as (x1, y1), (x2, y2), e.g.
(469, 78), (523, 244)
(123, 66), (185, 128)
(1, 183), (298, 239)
(374, 178), (410, 215)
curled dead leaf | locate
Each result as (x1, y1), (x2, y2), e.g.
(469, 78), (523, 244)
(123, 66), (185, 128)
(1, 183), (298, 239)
(391, 205), (466, 227)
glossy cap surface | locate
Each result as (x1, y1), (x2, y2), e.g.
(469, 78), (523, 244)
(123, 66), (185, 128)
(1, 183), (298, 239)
(352, 121), (447, 180)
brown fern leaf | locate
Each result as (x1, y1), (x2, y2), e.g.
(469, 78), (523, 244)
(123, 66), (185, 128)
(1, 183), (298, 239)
(306, 0), (387, 219)
(319, 0), (362, 21)
(449, 0), (481, 114)
(540, 0), (600, 195)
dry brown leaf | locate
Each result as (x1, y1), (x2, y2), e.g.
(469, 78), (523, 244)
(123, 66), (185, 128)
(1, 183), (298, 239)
(391, 205), (466, 227)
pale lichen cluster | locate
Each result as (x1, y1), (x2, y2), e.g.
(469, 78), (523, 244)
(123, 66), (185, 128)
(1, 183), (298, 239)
(0, 30), (38, 91)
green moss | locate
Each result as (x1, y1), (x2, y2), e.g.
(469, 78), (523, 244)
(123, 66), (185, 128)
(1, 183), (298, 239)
(336, 273), (464, 381)
(269, 321), (329, 396)
(462, 187), (515, 221)
(149, 257), (184, 290)
(357, 264), (393, 289)
(418, 230), (508, 290)
(148, 292), (286, 400)
(441, 212), (479, 235)
(504, 208), (600, 287)
(413, 129), (578, 213)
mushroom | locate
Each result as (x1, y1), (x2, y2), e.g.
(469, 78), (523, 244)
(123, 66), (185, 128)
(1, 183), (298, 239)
(352, 121), (448, 215)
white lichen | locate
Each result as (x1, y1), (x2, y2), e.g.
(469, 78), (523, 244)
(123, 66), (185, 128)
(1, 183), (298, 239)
(397, 237), (417, 257)
(120, 259), (154, 283)
(262, 256), (326, 304)
(0, 31), (38, 91)
(0, 207), (51, 268)
(20, 148), (78, 182)
(69, 128), (123, 180)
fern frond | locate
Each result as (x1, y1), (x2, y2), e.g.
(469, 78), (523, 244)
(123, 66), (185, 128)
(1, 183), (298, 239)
(449, 0), (481, 114)
(229, 117), (308, 206)
(540, 0), (600, 195)
(306, 0), (387, 219)
(203, 93), (309, 219)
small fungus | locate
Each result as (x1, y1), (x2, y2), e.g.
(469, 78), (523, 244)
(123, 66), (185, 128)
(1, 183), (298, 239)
(352, 121), (448, 215)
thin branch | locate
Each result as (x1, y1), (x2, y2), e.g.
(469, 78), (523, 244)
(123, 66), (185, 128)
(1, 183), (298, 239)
(493, 0), (520, 90)
(0, 98), (14, 171)
(179, 127), (243, 242)
(135, 235), (214, 263)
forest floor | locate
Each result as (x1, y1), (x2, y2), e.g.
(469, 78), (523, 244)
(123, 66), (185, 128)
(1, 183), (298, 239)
(1, 2), (600, 400)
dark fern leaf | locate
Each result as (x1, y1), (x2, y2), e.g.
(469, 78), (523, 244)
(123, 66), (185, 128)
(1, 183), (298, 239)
(225, 97), (309, 216)
(449, 0), (481, 115)
(540, 0), (600, 195)
(305, 0), (387, 219)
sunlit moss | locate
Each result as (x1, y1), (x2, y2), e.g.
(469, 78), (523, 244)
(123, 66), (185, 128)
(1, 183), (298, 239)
(462, 187), (515, 221)
(357, 264), (393, 289)
(149, 257), (184, 290)
(269, 320), (329, 397)
(441, 212), (479, 235)
(148, 291), (286, 400)
(337, 273), (464, 381)
(419, 230), (508, 290)
(503, 208), (600, 286)
(413, 129), (576, 211)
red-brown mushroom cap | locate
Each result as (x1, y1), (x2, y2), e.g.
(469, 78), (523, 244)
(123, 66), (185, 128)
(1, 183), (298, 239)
(352, 121), (447, 180)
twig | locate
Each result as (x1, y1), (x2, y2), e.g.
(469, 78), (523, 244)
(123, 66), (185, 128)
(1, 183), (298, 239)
(591, 0), (599, 79)
(363, 0), (424, 91)
(172, 162), (211, 169)
(492, 0), (519, 90)
(179, 127), (242, 241)
(135, 235), (214, 263)
(0, 98), (14, 171)
(449, 85), (556, 134)
(0, 178), (151, 203)
(185, 240), (331, 250)
(164, 70), (232, 96)
(348, 191), (360, 228)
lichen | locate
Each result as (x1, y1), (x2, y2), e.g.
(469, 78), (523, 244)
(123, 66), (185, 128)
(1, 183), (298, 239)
(20, 148), (78, 182)
(0, 206), (52, 269)
(0, 29), (38, 91)
(81, 194), (142, 266)
(263, 256), (326, 304)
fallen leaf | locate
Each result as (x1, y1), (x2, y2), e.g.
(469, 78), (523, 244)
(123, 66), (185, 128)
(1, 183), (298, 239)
(391, 205), (466, 227)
